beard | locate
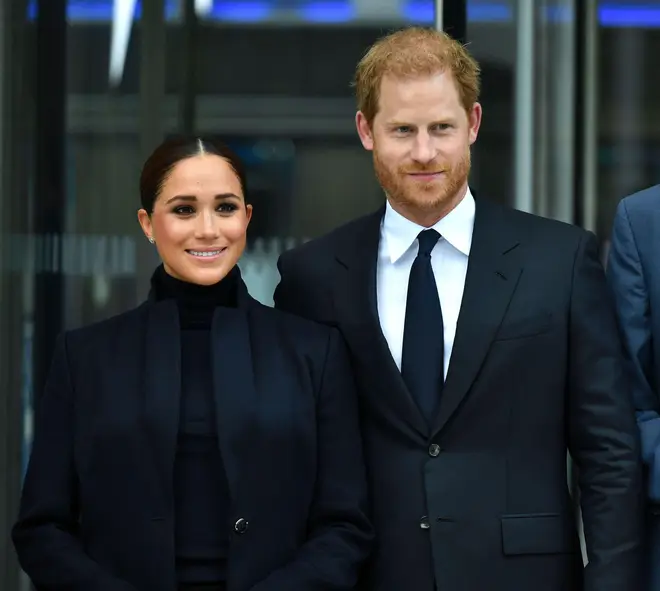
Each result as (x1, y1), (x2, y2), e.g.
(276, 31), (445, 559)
(373, 146), (471, 215)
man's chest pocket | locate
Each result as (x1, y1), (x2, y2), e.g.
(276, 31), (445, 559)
(493, 312), (556, 342)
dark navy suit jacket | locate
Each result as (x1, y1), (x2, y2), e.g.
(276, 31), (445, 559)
(276, 197), (643, 591)
(608, 184), (660, 588)
(12, 278), (372, 591)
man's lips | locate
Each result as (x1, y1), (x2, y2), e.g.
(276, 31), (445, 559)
(406, 171), (445, 179)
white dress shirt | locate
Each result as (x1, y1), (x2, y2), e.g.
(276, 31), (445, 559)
(376, 189), (475, 379)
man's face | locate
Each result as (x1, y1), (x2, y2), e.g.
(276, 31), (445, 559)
(356, 71), (481, 224)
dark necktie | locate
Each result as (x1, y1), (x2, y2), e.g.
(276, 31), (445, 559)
(401, 229), (444, 424)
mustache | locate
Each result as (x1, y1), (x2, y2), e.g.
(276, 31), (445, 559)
(400, 162), (449, 174)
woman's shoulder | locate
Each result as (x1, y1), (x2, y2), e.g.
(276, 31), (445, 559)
(64, 302), (149, 351)
(248, 298), (337, 345)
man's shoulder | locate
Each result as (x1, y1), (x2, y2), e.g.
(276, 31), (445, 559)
(280, 208), (382, 265)
(484, 199), (589, 245)
(618, 184), (660, 215)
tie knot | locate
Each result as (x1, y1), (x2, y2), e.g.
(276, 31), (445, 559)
(417, 229), (440, 257)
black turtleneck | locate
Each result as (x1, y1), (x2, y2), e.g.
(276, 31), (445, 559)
(151, 265), (238, 588)
(152, 264), (238, 328)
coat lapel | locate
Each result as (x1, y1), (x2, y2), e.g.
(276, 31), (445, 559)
(143, 276), (257, 507)
(432, 198), (523, 437)
(334, 207), (428, 440)
(144, 298), (181, 502)
(210, 282), (258, 501)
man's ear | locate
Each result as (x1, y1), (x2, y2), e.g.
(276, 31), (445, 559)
(356, 111), (374, 151)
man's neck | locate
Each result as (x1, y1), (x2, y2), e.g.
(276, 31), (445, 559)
(387, 184), (468, 228)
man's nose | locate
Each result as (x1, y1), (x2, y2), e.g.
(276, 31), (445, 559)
(410, 133), (436, 163)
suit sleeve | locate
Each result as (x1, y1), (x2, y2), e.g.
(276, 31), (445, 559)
(607, 198), (660, 501)
(274, 249), (329, 322)
(567, 231), (644, 591)
(12, 334), (137, 591)
(273, 250), (298, 315)
(248, 329), (373, 591)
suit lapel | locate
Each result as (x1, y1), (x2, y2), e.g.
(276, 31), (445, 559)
(144, 299), (181, 500)
(432, 199), (522, 437)
(334, 207), (428, 440)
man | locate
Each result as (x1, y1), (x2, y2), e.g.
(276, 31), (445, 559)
(274, 27), (642, 591)
(607, 184), (660, 589)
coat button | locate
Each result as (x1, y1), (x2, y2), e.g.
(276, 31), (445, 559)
(420, 516), (430, 530)
(429, 443), (441, 457)
(234, 518), (249, 534)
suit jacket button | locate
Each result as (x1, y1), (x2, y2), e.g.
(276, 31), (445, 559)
(429, 443), (442, 457)
(234, 518), (249, 534)
(420, 516), (430, 530)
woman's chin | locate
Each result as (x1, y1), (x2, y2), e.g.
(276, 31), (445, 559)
(167, 260), (236, 286)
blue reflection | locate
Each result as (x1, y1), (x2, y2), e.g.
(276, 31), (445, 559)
(211, 1), (273, 21)
(544, 5), (572, 23)
(468, 2), (511, 23)
(27, 0), (179, 20)
(402, 1), (434, 24)
(24, 0), (660, 28)
(601, 4), (660, 27)
(403, 0), (513, 24)
(302, 1), (356, 22)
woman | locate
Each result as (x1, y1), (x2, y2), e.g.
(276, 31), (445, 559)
(13, 136), (373, 591)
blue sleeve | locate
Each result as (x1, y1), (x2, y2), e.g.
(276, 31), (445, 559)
(607, 198), (660, 502)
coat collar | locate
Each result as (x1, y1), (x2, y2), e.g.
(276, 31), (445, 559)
(146, 264), (251, 309)
(142, 265), (259, 507)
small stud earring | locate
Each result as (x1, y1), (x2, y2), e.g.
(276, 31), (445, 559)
(148, 236), (155, 244)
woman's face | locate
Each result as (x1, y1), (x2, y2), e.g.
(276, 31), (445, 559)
(138, 154), (252, 285)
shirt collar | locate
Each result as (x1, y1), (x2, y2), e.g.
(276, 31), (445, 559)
(381, 187), (475, 264)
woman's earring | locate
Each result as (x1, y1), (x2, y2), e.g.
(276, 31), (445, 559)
(148, 236), (155, 244)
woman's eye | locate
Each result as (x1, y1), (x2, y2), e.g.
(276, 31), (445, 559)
(172, 203), (237, 215)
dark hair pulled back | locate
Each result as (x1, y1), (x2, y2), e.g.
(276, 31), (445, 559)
(140, 135), (247, 213)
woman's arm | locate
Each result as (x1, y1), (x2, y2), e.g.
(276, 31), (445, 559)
(12, 333), (136, 591)
(250, 328), (373, 591)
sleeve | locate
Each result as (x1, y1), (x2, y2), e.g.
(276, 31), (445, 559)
(274, 249), (330, 323)
(567, 230), (644, 591)
(607, 198), (660, 501)
(248, 329), (373, 591)
(11, 333), (137, 591)
(273, 249), (298, 315)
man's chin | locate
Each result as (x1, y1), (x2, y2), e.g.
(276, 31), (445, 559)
(402, 193), (451, 211)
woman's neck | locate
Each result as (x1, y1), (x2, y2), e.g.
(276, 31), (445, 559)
(151, 265), (239, 329)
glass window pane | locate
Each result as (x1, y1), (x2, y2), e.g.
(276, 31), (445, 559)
(596, 1), (660, 241)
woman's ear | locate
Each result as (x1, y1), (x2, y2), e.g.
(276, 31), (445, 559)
(137, 209), (154, 243)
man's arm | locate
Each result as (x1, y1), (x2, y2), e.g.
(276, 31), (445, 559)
(274, 250), (303, 316)
(607, 198), (660, 501)
(274, 248), (331, 323)
(567, 230), (644, 591)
